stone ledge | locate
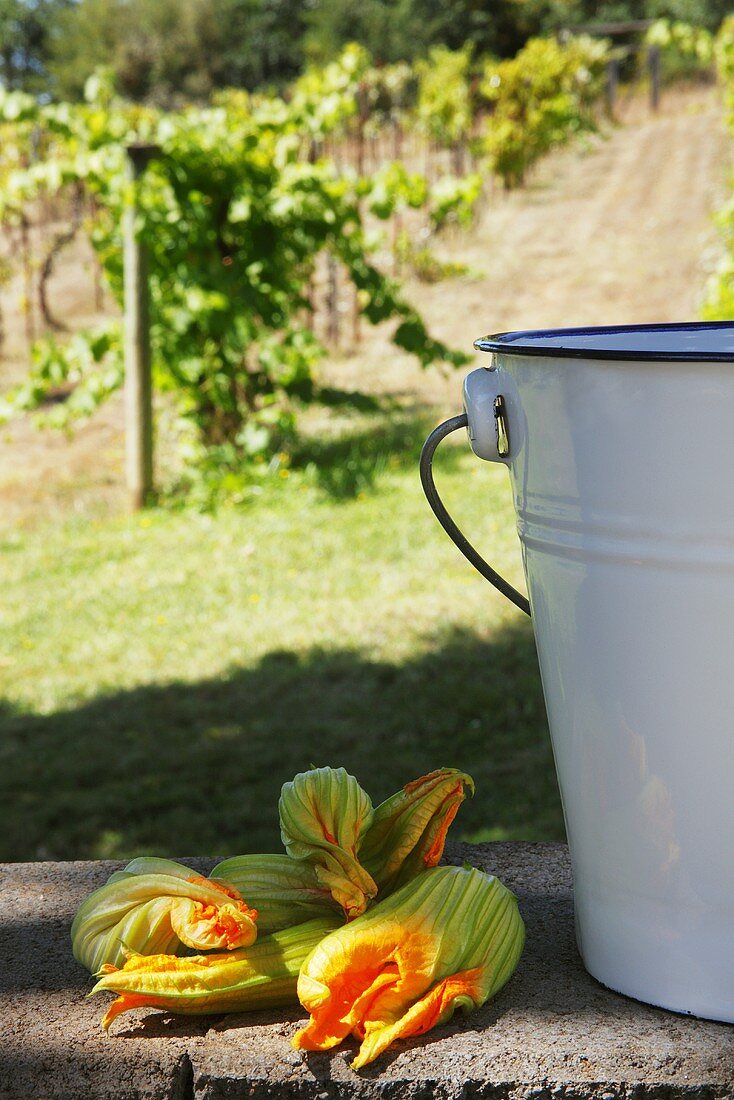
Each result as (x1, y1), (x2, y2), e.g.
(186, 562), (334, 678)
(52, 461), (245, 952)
(1, 843), (733, 1100)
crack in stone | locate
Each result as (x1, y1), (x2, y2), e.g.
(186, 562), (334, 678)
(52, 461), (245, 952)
(171, 1051), (195, 1100)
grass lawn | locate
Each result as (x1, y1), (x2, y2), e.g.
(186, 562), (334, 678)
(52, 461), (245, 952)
(1, 408), (564, 863)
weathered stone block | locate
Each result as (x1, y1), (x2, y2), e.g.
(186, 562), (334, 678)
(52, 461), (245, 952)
(1, 844), (732, 1100)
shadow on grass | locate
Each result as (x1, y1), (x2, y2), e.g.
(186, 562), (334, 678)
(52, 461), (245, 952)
(0, 622), (563, 862)
(291, 408), (461, 502)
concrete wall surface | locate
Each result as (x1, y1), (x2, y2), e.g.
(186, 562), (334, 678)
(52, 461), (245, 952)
(1, 842), (733, 1100)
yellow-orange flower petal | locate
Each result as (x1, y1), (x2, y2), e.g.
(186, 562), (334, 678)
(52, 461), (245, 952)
(91, 916), (342, 1032)
(169, 896), (258, 951)
(71, 858), (258, 973)
(292, 864), (524, 1069)
(279, 767), (377, 919)
(360, 768), (474, 893)
(352, 967), (484, 1069)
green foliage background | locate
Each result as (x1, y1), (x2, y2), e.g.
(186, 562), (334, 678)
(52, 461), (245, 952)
(0, 0), (731, 102)
(0, 1), (727, 864)
(704, 15), (734, 320)
(0, 31), (614, 489)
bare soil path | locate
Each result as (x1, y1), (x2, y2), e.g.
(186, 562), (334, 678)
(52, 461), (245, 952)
(344, 84), (732, 405)
(0, 84), (730, 524)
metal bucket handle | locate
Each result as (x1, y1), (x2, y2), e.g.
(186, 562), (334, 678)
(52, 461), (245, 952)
(419, 375), (531, 616)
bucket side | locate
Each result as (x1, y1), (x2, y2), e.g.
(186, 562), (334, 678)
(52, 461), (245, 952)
(498, 351), (734, 1021)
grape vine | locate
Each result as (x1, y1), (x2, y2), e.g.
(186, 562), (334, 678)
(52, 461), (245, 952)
(0, 67), (472, 469)
(2, 29), (686, 494)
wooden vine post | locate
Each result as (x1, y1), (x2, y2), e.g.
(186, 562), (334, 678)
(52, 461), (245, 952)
(605, 58), (619, 116)
(648, 45), (661, 112)
(123, 143), (159, 510)
(20, 215), (36, 358)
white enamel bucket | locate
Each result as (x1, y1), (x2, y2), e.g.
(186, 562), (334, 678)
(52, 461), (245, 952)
(420, 322), (734, 1021)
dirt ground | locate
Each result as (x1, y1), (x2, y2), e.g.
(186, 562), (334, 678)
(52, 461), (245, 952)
(0, 83), (730, 527)
(343, 83), (733, 404)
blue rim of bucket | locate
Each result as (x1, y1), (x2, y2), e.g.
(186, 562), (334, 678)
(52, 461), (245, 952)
(473, 322), (734, 362)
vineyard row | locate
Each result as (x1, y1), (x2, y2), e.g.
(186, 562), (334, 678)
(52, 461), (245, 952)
(0, 19), (724, 503)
